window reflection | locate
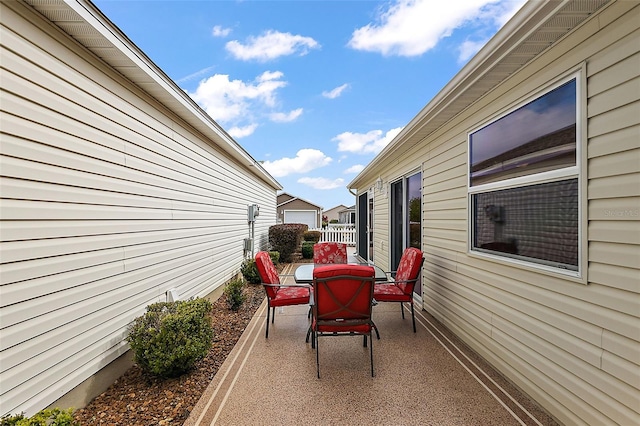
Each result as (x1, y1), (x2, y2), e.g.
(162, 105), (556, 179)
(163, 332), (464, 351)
(470, 80), (576, 186)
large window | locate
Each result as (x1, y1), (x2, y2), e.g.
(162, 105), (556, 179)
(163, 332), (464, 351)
(468, 76), (580, 273)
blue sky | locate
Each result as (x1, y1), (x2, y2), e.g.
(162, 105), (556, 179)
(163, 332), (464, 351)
(95, 0), (526, 210)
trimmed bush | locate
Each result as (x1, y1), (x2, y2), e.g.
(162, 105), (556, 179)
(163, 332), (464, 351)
(240, 259), (261, 284)
(268, 251), (280, 265)
(1, 408), (77, 426)
(301, 241), (314, 259)
(224, 278), (246, 311)
(303, 230), (321, 243)
(269, 224), (307, 263)
(126, 298), (213, 378)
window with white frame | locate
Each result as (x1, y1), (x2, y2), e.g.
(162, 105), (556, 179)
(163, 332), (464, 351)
(468, 76), (580, 273)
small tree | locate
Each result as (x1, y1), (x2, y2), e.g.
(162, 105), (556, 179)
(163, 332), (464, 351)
(224, 278), (246, 311)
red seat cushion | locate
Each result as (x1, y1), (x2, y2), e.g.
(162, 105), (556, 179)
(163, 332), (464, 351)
(270, 286), (310, 307)
(373, 283), (410, 302)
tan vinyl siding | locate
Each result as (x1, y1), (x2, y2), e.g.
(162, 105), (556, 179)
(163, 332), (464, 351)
(363, 2), (639, 425)
(0, 2), (276, 416)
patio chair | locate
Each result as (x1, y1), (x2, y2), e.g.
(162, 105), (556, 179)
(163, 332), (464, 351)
(255, 251), (311, 338)
(313, 242), (348, 264)
(311, 264), (376, 378)
(373, 247), (424, 333)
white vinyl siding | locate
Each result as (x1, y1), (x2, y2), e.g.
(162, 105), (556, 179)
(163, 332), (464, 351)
(0, 2), (277, 416)
(360, 2), (639, 425)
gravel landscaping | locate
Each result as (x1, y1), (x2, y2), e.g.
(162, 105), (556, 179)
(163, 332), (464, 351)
(72, 283), (265, 425)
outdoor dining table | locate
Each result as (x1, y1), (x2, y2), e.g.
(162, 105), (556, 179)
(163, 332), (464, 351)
(293, 263), (388, 284)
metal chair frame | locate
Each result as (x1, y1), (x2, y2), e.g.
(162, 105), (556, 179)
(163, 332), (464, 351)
(312, 266), (376, 378)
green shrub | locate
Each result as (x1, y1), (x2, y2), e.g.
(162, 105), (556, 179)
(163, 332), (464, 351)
(301, 241), (314, 259)
(240, 259), (261, 284)
(303, 230), (321, 243)
(224, 279), (246, 311)
(1, 408), (77, 426)
(268, 251), (280, 265)
(269, 224), (307, 263)
(126, 298), (213, 378)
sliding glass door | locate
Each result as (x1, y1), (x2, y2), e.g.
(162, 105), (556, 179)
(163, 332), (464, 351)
(357, 191), (373, 262)
(390, 172), (422, 295)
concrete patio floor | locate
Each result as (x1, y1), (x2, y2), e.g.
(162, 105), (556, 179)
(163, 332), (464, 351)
(185, 261), (561, 426)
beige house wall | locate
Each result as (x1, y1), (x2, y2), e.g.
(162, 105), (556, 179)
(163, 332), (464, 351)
(355, 2), (639, 425)
(0, 1), (279, 416)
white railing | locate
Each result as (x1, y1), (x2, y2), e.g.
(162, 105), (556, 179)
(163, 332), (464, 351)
(309, 226), (356, 246)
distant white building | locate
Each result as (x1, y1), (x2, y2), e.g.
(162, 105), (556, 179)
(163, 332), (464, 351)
(337, 205), (356, 224)
(323, 204), (348, 223)
(276, 192), (322, 228)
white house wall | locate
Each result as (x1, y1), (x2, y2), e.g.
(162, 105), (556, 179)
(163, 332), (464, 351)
(0, 2), (277, 416)
(367, 2), (638, 425)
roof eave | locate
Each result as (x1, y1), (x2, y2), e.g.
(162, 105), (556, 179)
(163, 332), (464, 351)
(25, 0), (282, 190)
(348, 0), (609, 189)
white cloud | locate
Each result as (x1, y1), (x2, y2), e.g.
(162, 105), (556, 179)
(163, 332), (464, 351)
(227, 123), (258, 139)
(334, 127), (403, 155)
(212, 25), (232, 37)
(348, 0), (524, 57)
(344, 164), (365, 174)
(322, 84), (349, 99)
(270, 108), (303, 123)
(188, 71), (300, 137)
(226, 30), (320, 62)
(298, 177), (345, 190)
(261, 149), (332, 178)
(457, 38), (488, 63)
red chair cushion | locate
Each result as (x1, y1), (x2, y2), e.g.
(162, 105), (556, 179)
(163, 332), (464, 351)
(255, 251), (280, 299)
(256, 251), (310, 305)
(270, 286), (310, 307)
(313, 264), (374, 322)
(394, 247), (423, 294)
(313, 242), (348, 264)
(373, 283), (410, 302)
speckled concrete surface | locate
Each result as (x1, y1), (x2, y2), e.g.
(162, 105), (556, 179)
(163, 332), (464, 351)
(185, 262), (561, 426)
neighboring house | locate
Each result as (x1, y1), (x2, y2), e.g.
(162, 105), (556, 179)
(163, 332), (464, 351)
(323, 204), (348, 223)
(1, 0), (281, 417)
(276, 192), (322, 229)
(337, 205), (355, 224)
(349, 1), (639, 425)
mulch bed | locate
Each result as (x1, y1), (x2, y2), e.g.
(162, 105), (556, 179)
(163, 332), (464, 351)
(73, 283), (266, 425)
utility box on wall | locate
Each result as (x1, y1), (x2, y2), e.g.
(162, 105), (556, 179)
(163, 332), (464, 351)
(247, 204), (260, 222)
(243, 238), (253, 252)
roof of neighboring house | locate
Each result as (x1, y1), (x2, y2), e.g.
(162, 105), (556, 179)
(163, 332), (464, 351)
(277, 192), (323, 209)
(324, 204), (349, 214)
(338, 205), (355, 213)
(348, 0), (611, 188)
(23, 0), (282, 190)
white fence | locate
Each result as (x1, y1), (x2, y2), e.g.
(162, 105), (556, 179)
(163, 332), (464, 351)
(309, 226), (356, 246)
